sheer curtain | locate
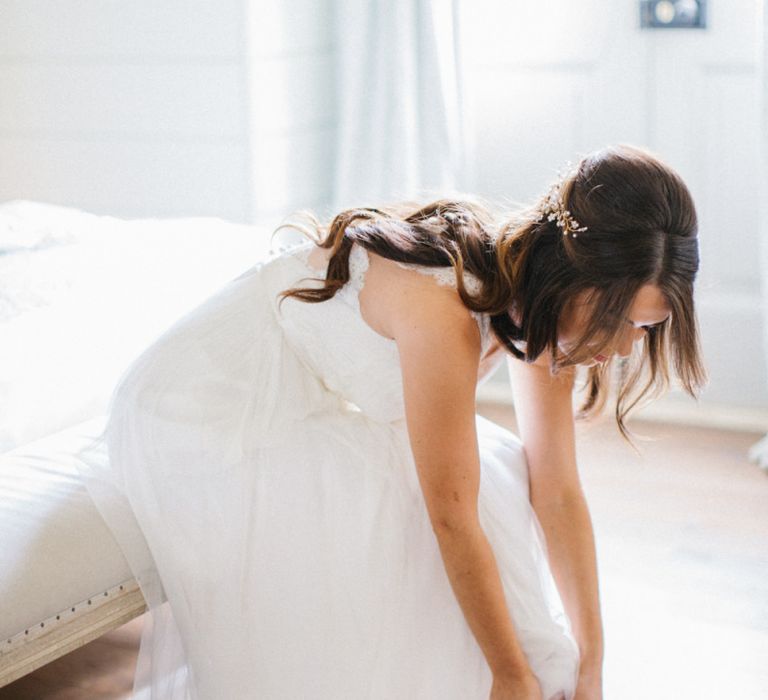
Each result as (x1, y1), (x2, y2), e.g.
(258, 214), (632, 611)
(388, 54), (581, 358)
(332, 0), (465, 208)
(751, 1), (768, 470)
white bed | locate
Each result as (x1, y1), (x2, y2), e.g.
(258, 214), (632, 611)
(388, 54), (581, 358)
(0, 201), (285, 686)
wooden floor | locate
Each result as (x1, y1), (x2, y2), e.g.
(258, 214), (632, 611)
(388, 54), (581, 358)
(2, 404), (767, 699)
(479, 404), (768, 700)
(0, 616), (142, 699)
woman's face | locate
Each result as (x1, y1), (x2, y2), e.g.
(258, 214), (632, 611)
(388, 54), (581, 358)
(558, 284), (672, 367)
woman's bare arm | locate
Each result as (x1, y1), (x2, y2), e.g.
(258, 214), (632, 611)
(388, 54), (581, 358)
(390, 289), (534, 682)
(506, 354), (605, 675)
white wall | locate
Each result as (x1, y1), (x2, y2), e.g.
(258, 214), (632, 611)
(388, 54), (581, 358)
(0, 0), (337, 224)
(244, 0), (336, 223)
(0, 1), (249, 220)
(463, 0), (768, 419)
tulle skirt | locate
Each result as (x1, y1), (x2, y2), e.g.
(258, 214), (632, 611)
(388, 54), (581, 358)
(77, 254), (580, 699)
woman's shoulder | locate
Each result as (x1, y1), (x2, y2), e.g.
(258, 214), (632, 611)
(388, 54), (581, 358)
(304, 241), (489, 352)
(369, 253), (484, 347)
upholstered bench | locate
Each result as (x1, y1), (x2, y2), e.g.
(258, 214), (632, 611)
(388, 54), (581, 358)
(0, 418), (149, 687)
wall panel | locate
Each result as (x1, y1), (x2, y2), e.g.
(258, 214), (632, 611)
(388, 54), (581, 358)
(0, 137), (247, 220)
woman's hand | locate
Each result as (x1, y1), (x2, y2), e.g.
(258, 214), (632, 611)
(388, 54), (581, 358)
(573, 665), (603, 700)
(489, 671), (543, 700)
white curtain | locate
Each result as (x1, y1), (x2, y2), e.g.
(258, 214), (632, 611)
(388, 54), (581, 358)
(751, 0), (768, 470)
(332, 0), (465, 208)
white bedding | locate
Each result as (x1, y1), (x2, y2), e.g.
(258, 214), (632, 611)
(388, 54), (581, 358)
(0, 200), (283, 452)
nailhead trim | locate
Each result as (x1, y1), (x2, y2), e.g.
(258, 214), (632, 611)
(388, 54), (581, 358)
(2, 579), (138, 654)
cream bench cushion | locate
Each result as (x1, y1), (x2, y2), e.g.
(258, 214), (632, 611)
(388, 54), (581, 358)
(0, 417), (148, 685)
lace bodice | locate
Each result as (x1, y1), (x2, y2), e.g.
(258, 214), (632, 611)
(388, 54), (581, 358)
(392, 260), (483, 295)
(264, 241), (493, 423)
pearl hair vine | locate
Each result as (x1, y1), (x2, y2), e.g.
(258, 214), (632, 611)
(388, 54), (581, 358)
(443, 211), (467, 224)
(425, 210), (469, 227)
(538, 162), (588, 238)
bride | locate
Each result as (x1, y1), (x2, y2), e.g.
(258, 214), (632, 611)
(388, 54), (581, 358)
(78, 143), (705, 700)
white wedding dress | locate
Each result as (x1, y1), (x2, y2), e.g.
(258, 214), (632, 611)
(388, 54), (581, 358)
(77, 239), (580, 700)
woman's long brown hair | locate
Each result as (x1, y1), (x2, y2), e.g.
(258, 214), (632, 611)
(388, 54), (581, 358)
(278, 144), (707, 441)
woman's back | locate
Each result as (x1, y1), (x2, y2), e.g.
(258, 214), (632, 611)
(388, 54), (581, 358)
(274, 240), (498, 423)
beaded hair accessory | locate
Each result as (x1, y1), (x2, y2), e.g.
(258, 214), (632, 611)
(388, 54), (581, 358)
(424, 210), (469, 227)
(538, 165), (588, 238)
